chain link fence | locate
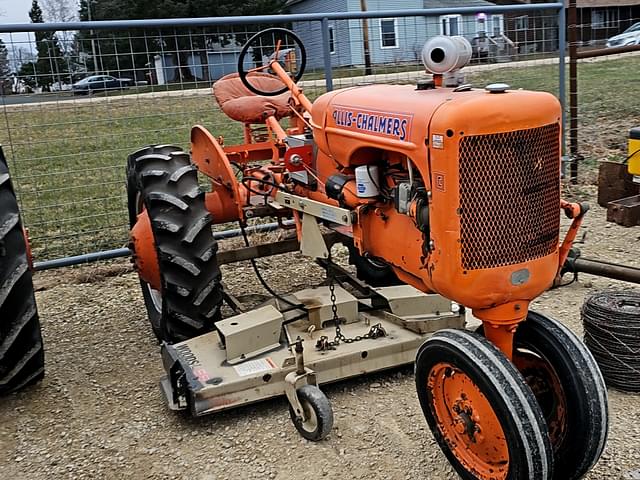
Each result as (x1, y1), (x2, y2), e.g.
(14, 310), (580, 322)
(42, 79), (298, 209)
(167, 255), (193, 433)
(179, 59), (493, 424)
(0, 5), (568, 265)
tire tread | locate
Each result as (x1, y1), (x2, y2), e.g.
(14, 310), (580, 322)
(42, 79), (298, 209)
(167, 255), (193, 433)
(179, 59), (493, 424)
(127, 145), (223, 343)
(0, 152), (45, 395)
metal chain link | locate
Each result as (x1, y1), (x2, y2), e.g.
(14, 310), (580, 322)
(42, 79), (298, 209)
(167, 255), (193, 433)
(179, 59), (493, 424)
(316, 255), (387, 351)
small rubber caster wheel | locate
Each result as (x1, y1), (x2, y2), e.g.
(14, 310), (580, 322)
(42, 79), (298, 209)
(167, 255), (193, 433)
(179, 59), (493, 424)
(289, 384), (334, 441)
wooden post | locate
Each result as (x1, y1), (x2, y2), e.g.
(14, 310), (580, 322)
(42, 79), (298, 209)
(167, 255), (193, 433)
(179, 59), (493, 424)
(360, 0), (372, 75)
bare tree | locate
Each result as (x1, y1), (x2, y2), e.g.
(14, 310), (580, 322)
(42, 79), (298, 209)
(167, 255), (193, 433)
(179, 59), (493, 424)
(41, 0), (78, 54)
(40, 0), (77, 23)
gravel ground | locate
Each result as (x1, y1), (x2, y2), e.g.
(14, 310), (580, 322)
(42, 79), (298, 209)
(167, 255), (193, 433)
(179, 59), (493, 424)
(1, 188), (639, 480)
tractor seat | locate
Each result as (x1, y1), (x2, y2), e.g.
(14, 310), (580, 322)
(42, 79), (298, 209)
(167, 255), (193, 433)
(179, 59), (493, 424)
(213, 72), (292, 124)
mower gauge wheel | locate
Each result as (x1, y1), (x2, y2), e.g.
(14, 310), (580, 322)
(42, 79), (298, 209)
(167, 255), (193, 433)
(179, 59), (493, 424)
(238, 27), (306, 96)
(416, 329), (553, 480)
(288, 384), (334, 441)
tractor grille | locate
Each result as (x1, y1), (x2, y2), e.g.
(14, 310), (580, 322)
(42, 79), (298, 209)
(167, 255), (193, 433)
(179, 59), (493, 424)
(458, 123), (560, 270)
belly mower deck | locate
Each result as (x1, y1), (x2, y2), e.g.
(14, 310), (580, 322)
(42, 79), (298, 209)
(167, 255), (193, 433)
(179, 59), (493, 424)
(160, 283), (464, 426)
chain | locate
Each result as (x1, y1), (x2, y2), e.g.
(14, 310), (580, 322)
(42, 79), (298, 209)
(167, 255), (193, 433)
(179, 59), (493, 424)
(316, 256), (387, 351)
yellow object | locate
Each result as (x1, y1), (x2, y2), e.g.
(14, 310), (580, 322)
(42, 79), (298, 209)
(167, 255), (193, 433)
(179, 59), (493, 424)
(629, 127), (640, 179)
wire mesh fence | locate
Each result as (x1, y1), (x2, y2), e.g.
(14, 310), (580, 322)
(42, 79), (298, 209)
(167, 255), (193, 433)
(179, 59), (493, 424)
(0, 5), (569, 264)
(567, 4), (640, 182)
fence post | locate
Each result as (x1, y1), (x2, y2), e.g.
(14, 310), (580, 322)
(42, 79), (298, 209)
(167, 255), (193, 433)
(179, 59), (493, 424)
(568, 0), (579, 184)
(558, 3), (566, 157)
(320, 17), (334, 91)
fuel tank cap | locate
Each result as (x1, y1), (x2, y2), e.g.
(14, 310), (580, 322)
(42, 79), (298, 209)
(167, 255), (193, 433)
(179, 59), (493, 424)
(485, 83), (510, 93)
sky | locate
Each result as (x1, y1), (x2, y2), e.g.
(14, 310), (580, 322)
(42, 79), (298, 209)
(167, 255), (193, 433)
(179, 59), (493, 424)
(1, 0), (38, 57)
(0, 0), (32, 24)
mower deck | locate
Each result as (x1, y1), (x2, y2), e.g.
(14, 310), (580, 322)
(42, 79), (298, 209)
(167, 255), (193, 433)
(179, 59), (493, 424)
(160, 285), (464, 417)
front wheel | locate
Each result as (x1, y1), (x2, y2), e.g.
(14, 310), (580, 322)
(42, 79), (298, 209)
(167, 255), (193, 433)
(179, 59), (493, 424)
(512, 311), (608, 480)
(416, 329), (553, 480)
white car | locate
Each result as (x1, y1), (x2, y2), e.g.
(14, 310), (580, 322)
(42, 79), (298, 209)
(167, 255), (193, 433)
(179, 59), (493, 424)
(606, 22), (640, 48)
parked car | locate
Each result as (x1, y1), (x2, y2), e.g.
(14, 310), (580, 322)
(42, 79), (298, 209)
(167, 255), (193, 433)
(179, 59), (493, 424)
(606, 22), (640, 48)
(72, 75), (134, 94)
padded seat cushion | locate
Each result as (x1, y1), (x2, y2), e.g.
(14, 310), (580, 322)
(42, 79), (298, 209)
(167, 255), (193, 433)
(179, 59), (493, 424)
(213, 72), (292, 124)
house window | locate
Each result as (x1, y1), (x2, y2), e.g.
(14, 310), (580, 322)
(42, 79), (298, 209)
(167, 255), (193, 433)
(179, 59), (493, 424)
(515, 15), (529, 31)
(491, 14), (504, 36)
(329, 25), (335, 54)
(440, 15), (462, 36)
(380, 19), (398, 48)
(592, 9), (618, 29)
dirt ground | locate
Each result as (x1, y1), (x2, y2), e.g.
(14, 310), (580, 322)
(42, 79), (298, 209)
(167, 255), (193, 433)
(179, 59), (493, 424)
(1, 185), (639, 480)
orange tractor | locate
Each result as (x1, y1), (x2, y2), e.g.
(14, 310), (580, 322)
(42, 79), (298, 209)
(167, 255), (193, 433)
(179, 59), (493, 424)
(127, 29), (608, 480)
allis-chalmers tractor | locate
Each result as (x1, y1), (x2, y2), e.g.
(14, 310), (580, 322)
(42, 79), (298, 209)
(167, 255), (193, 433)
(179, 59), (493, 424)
(127, 30), (608, 480)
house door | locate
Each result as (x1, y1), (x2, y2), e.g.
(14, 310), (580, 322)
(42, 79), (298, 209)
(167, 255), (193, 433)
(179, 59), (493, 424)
(491, 14), (504, 37)
(440, 15), (462, 36)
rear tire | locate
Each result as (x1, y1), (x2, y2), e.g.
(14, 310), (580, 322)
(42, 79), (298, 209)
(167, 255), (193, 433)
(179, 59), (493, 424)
(127, 145), (223, 343)
(0, 152), (45, 395)
(416, 329), (553, 480)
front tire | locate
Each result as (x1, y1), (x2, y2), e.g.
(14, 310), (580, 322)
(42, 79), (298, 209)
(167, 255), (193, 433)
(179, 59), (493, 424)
(0, 152), (45, 395)
(127, 145), (223, 343)
(416, 329), (553, 480)
(513, 311), (608, 480)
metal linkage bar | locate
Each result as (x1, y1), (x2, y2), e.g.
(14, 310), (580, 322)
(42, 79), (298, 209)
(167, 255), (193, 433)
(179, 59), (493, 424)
(33, 221), (291, 271)
(576, 45), (640, 59)
(0, 4), (564, 33)
(573, 257), (640, 285)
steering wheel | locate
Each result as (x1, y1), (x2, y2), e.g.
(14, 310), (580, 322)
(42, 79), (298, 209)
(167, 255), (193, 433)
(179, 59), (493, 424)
(238, 28), (306, 97)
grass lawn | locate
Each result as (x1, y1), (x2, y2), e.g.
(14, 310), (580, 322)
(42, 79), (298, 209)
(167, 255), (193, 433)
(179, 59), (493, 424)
(0, 55), (636, 261)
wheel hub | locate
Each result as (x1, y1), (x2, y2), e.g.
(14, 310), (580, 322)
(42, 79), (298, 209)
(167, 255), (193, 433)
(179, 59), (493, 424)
(514, 348), (568, 450)
(452, 400), (482, 443)
(428, 362), (509, 480)
(130, 208), (161, 291)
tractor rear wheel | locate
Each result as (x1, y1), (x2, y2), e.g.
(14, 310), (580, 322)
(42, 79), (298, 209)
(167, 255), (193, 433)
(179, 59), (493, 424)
(512, 311), (608, 480)
(416, 329), (553, 480)
(0, 154), (45, 395)
(127, 145), (223, 343)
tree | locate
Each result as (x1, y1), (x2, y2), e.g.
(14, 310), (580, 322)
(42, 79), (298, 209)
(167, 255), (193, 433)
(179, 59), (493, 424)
(41, 0), (78, 56)
(18, 1), (68, 89)
(0, 40), (10, 79)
